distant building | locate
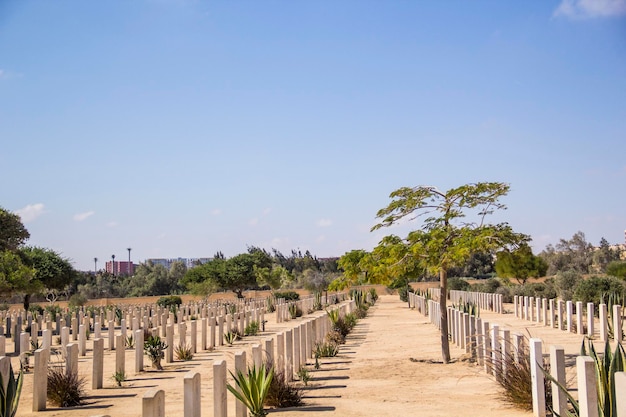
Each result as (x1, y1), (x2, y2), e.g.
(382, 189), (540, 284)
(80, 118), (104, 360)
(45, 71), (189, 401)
(146, 257), (212, 270)
(105, 260), (135, 276)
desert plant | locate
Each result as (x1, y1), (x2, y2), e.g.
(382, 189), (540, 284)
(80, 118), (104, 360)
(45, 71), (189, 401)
(581, 338), (625, 417)
(314, 341), (339, 358)
(266, 296), (276, 313)
(144, 335), (167, 370)
(274, 291), (300, 301)
(112, 370), (126, 387)
(68, 294), (87, 308)
(325, 329), (345, 345)
(125, 335), (135, 349)
(296, 366), (310, 386)
(313, 291), (323, 311)
(245, 320), (260, 336)
(288, 304), (302, 319)
(264, 367), (303, 408)
(227, 365), (274, 417)
(0, 363), (23, 417)
(224, 331), (240, 346)
(175, 343), (194, 361)
(156, 295), (182, 309)
(47, 367), (85, 407)
(369, 287), (379, 304)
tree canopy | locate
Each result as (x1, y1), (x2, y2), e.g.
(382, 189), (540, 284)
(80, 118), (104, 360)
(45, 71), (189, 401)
(372, 182), (528, 363)
(0, 207), (30, 252)
(495, 243), (548, 284)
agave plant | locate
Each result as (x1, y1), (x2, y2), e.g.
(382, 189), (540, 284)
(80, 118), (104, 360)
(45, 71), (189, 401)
(545, 338), (625, 417)
(0, 363), (23, 417)
(144, 335), (167, 370)
(227, 365), (274, 417)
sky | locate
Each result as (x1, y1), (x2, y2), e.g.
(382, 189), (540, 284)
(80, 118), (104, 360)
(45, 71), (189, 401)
(1, 0), (625, 271)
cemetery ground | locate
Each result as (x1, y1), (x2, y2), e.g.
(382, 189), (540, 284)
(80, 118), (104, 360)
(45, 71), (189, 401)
(11, 294), (595, 417)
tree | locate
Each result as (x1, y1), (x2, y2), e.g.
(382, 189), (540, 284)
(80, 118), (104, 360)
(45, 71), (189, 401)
(593, 238), (621, 273)
(495, 244), (548, 284)
(540, 231), (593, 275)
(0, 207), (30, 252)
(372, 183), (528, 363)
(19, 247), (78, 310)
(0, 250), (38, 298)
(337, 250), (369, 283)
(606, 261), (626, 280)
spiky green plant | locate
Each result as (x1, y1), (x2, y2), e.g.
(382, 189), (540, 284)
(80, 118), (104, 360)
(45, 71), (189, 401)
(227, 365), (274, 417)
(125, 335), (135, 349)
(0, 363), (23, 417)
(175, 343), (193, 361)
(224, 330), (239, 346)
(245, 320), (260, 336)
(313, 292), (323, 311)
(144, 335), (167, 370)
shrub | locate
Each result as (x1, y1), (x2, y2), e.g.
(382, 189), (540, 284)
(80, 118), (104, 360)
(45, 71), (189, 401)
(175, 344), (193, 361)
(554, 270), (582, 301)
(326, 329), (345, 345)
(288, 304), (302, 319)
(296, 366), (310, 386)
(398, 285), (410, 302)
(245, 320), (260, 336)
(606, 261), (626, 280)
(156, 295), (182, 309)
(47, 367), (86, 407)
(45, 304), (62, 321)
(68, 294), (87, 308)
(448, 277), (471, 291)
(470, 278), (501, 293)
(495, 286), (513, 303)
(112, 370), (126, 387)
(144, 335), (167, 370)
(224, 331), (239, 346)
(264, 367), (303, 408)
(314, 341), (339, 358)
(274, 291), (300, 301)
(573, 276), (626, 305)
(29, 304), (44, 317)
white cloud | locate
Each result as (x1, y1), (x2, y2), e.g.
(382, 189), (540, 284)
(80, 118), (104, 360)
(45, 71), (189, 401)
(106, 221), (118, 228)
(316, 218), (332, 228)
(73, 211), (95, 222)
(14, 203), (45, 223)
(554, 0), (626, 18)
(249, 218), (259, 226)
(211, 209), (222, 216)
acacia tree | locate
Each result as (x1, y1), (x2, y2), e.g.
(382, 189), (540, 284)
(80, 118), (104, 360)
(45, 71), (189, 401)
(495, 243), (548, 284)
(372, 182), (528, 363)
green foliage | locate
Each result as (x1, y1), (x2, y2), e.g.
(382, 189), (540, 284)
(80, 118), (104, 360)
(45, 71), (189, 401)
(227, 365), (274, 417)
(45, 304), (62, 321)
(0, 250), (37, 299)
(0, 207), (30, 252)
(288, 304), (302, 319)
(144, 335), (167, 370)
(495, 244), (547, 284)
(397, 285), (410, 302)
(47, 367), (85, 407)
(0, 362), (23, 417)
(554, 270), (583, 301)
(175, 343), (193, 361)
(448, 277), (471, 291)
(245, 320), (260, 336)
(125, 335), (135, 349)
(28, 304), (44, 316)
(314, 341), (339, 357)
(266, 296), (276, 313)
(581, 339), (625, 417)
(68, 293), (87, 308)
(156, 295), (182, 309)
(606, 261), (626, 280)
(313, 291), (323, 311)
(20, 246), (77, 297)
(274, 291), (299, 301)
(512, 282), (557, 300)
(540, 231), (594, 276)
(112, 370), (126, 387)
(224, 331), (240, 346)
(296, 366), (310, 386)
(573, 276), (626, 305)
(372, 183), (528, 363)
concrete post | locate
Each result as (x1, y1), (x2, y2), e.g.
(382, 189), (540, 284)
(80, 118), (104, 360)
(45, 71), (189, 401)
(201, 318), (207, 351)
(550, 345), (567, 417)
(600, 304), (608, 342)
(190, 320), (197, 353)
(79, 324), (86, 356)
(235, 351), (247, 417)
(184, 371), (201, 417)
(577, 356), (599, 417)
(108, 321), (115, 350)
(615, 372), (626, 417)
(576, 301), (584, 335)
(566, 301), (573, 332)
(587, 303), (595, 338)
(32, 348), (48, 411)
(135, 329), (144, 373)
(293, 326), (301, 374)
(213, 360), (227, 417)
(491, 324), (500, 378)
(285, 329), (293, 381)
(142, 389), (165, 417)
(252, 343), (263, 369)
(529, 338), (546, 417)
(166, 324), (174, 363)
(613, 305), (622, 342)
(66, 343), (78, 376)
(276, 333), (285, 374)
(93, 338), (104, 389)
(116, 334), (125, 375)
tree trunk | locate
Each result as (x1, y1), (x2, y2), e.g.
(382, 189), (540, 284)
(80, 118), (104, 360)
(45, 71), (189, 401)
(439, 268), (451, 363)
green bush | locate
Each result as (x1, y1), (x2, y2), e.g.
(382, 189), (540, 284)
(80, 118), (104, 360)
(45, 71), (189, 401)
(156, 295), (182, 309)
(606, 261), (626, 280)
(574, 276), (626, 305)
(68, 294), (87, 308)
(29, 304), (44, 316)
(470, 278), (501, 294)
(448, 277), (471, 291)
(47, 367), (85, 407)
(245, 320), (260, 336)
(554, 270), (582, 301)
(512, 282), (557, 300)
(274, 291), (300, 301)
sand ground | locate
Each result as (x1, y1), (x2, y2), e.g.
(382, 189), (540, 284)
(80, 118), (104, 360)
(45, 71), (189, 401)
(12, 294), (596, 417)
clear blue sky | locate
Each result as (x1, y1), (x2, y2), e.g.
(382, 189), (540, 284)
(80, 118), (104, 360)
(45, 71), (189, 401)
(1, 0), (625, 271)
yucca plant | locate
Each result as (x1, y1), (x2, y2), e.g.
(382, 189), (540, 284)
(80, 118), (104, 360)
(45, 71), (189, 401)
(0, 363), (23, 417)
(245, 320), (260, 336)
(125, 335), (135, 349)
(175, 343), (194, 361)
(224, 331), (239, 346)
(227, 365), (274, 417)
(313, 292), (323, 311)
(144, 335), (167, 370)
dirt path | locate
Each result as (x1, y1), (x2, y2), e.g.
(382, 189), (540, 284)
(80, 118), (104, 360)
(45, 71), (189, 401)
(271, 294), (531, 417)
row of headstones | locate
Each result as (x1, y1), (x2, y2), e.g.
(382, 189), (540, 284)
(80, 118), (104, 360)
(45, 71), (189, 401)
(513, 295), (624, 342)
(528, 338), (626, 417)
(449, 290), (504, 313)
(275, 293), (343, 323)
(140, 300), (355, 417)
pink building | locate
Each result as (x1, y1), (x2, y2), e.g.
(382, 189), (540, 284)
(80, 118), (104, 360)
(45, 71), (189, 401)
(105, 260), (135, 276)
